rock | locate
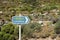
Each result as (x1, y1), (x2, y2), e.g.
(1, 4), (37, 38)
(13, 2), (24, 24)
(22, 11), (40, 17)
(0, 11), (2, 14)
(38, 21), (43, 24)
(2, 1), (8, 3)
(28, 38), (36, 40)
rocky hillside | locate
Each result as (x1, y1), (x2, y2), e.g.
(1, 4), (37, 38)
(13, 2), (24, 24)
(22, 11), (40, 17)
(0, 0), (60, 40)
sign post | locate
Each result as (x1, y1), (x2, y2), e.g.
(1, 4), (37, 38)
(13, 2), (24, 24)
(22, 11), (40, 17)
(12, 16), (30, 40)
(19, 25), (21, 40)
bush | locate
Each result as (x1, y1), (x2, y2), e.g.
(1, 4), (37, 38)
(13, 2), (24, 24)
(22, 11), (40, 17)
(8, 35), (15, 40)
(22, 23), (42, 38)
(20, 4), (33, 11)
(20, 0), (37, 4)
(1, 23), (18, 40)
(3, 34), (10, 40)
(0, 32), (4, 40)
(55, 21), (60, 34)
(1, 23), (15, 34)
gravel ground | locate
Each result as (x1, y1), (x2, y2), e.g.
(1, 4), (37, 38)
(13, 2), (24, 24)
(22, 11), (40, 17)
(28, 37), (56, 40)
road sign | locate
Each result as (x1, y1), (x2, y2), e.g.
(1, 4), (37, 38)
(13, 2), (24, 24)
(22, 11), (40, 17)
(12, 16), (30, 25)
(12, 16), (30, 40)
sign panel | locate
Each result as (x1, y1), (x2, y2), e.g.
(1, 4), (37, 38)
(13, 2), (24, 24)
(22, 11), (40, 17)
(12, 16), (30, 24)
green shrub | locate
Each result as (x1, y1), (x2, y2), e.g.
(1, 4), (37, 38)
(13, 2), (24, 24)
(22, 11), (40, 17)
(1, 23), (18, 40)
(8, 35), (15, 40)
(22, 23), (42, 38)
(55, 21), (60, 34)
(3, 34), (10, 40)
(0, 32), (5, 40)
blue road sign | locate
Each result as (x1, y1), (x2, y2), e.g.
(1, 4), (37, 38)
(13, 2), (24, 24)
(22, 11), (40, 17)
(12, 16), (30, 24)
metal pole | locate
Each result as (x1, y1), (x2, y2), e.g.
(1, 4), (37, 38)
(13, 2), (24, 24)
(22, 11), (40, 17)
(19, 25), (21, 40)
(19, 14), (22, 40)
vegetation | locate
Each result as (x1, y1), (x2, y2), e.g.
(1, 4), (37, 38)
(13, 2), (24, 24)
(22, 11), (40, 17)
(21, 23), (42, 38)
(0, 23), (19, 40)
(0, 0), (60, 40)
(55, 21), (60, 34)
